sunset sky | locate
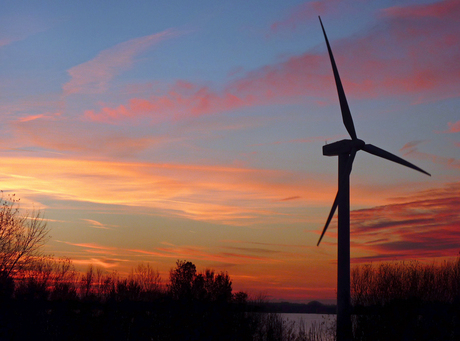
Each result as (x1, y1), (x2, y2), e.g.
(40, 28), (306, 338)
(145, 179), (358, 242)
(1, 0), (459, 303)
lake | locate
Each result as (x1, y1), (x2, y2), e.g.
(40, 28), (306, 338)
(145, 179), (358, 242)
(280, 313), (336, 333)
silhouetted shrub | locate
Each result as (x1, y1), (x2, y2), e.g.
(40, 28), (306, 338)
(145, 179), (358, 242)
(351, 257), (460, 340)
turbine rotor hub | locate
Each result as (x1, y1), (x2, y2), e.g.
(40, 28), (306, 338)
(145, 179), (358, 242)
(322, 139), (365, 156)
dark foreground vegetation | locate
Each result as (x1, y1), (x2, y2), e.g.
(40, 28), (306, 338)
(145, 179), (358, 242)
(351, 258), (460, 341)
(1, 194), (460, 340)
(0, 258), (257, 340)
(0, 257), (336, 341)
(0, 194), (330, 340)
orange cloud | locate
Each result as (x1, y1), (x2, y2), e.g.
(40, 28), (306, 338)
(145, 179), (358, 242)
(55, 239), (286, 276)
(81, 219), (115, 230)
(63, 29), (180, 95)
(56, 241), (118, 252)
(0, 156), (341, 226)
(13, 117), (159, 157)
(18, 114), (45, 122)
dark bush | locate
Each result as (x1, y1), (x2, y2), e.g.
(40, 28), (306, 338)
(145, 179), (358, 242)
(351, 257), (460, 341)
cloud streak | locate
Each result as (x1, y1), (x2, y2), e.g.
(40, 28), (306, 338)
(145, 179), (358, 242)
(401, 141), (460, 170)
(81, 219), (116, 230)
(349, 182), (460, 262)
(0, 156), (344, 226)
(444, 120), (460, 133)
(63, 29), (180, 95)
(269, 0), (341, 34)
(13, 117), (159, 157)
(83, 0), (460, 125)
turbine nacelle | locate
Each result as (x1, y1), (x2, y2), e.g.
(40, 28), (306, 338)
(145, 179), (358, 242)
(323, 139), (365, 156)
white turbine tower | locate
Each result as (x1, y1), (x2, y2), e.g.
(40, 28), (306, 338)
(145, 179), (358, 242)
(316, 17), (431, 341)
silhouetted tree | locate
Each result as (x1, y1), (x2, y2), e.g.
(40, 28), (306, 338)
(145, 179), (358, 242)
(168, 260), (196, 300)
(81, 265), (95, 298)
(0, 194), (49, 298)
(130, 262), (162, 299)
(202, 269), (233, 302)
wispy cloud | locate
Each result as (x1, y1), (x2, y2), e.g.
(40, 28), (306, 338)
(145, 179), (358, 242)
(57, 239), (281, 270)
(57, 241), (118, 252)
(0, 13), (51, 48)
(63, 29), (180, 95)
(81, 219), (117, 230)
(349, 182), (460, 262)
(443, 120), (460, 133)
(71, 258), (126, 269)
(83, 79), (263, 123)
(382, 0), (460, 19)
(0, 156), (342, 225)
(400, 141), (460, 170)
(252, 135), (345, 147)
(13, 117), (159, 157)
(269, 0), (341, 34)
(83, 52), (329, 123)
(83, 0), (460, 124)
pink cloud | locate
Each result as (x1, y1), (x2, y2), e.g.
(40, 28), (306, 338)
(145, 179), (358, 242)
(252, 134), (346, 146)
(84, 0), (460, 124)
(445, 120), (460, 133)
(18, 112), (61, 122)
(349, 182), (460, 262)
(400, 141), (460, 170)
(63, 29), (179, 95)
(84, 53), (329, 123)
(400, 140), (425, 152)
(0, 14), (51, 48)
(84, 80), (262, 123)
(383, 0), (460, 19)
(0, 38), (14, 47)
(270, 0), (341, 34)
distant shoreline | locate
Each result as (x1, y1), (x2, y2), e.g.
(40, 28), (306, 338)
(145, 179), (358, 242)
(256, 301), (336, 314)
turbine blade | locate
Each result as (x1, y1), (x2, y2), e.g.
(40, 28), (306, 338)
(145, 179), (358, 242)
(319, 16), (357, 140)
(317, 149), (357, 246)
(362, 144), (431, 176)
(317, 191), (338, 246)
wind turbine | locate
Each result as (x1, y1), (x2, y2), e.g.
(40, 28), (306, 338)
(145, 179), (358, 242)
(316, 17), (430, 341)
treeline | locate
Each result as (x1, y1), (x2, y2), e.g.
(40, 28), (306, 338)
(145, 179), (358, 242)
(0, 258), (255, 341)
(0, 195), (256, 340)
(0, 194), (334, 340)
(351, 258), (460, 341)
